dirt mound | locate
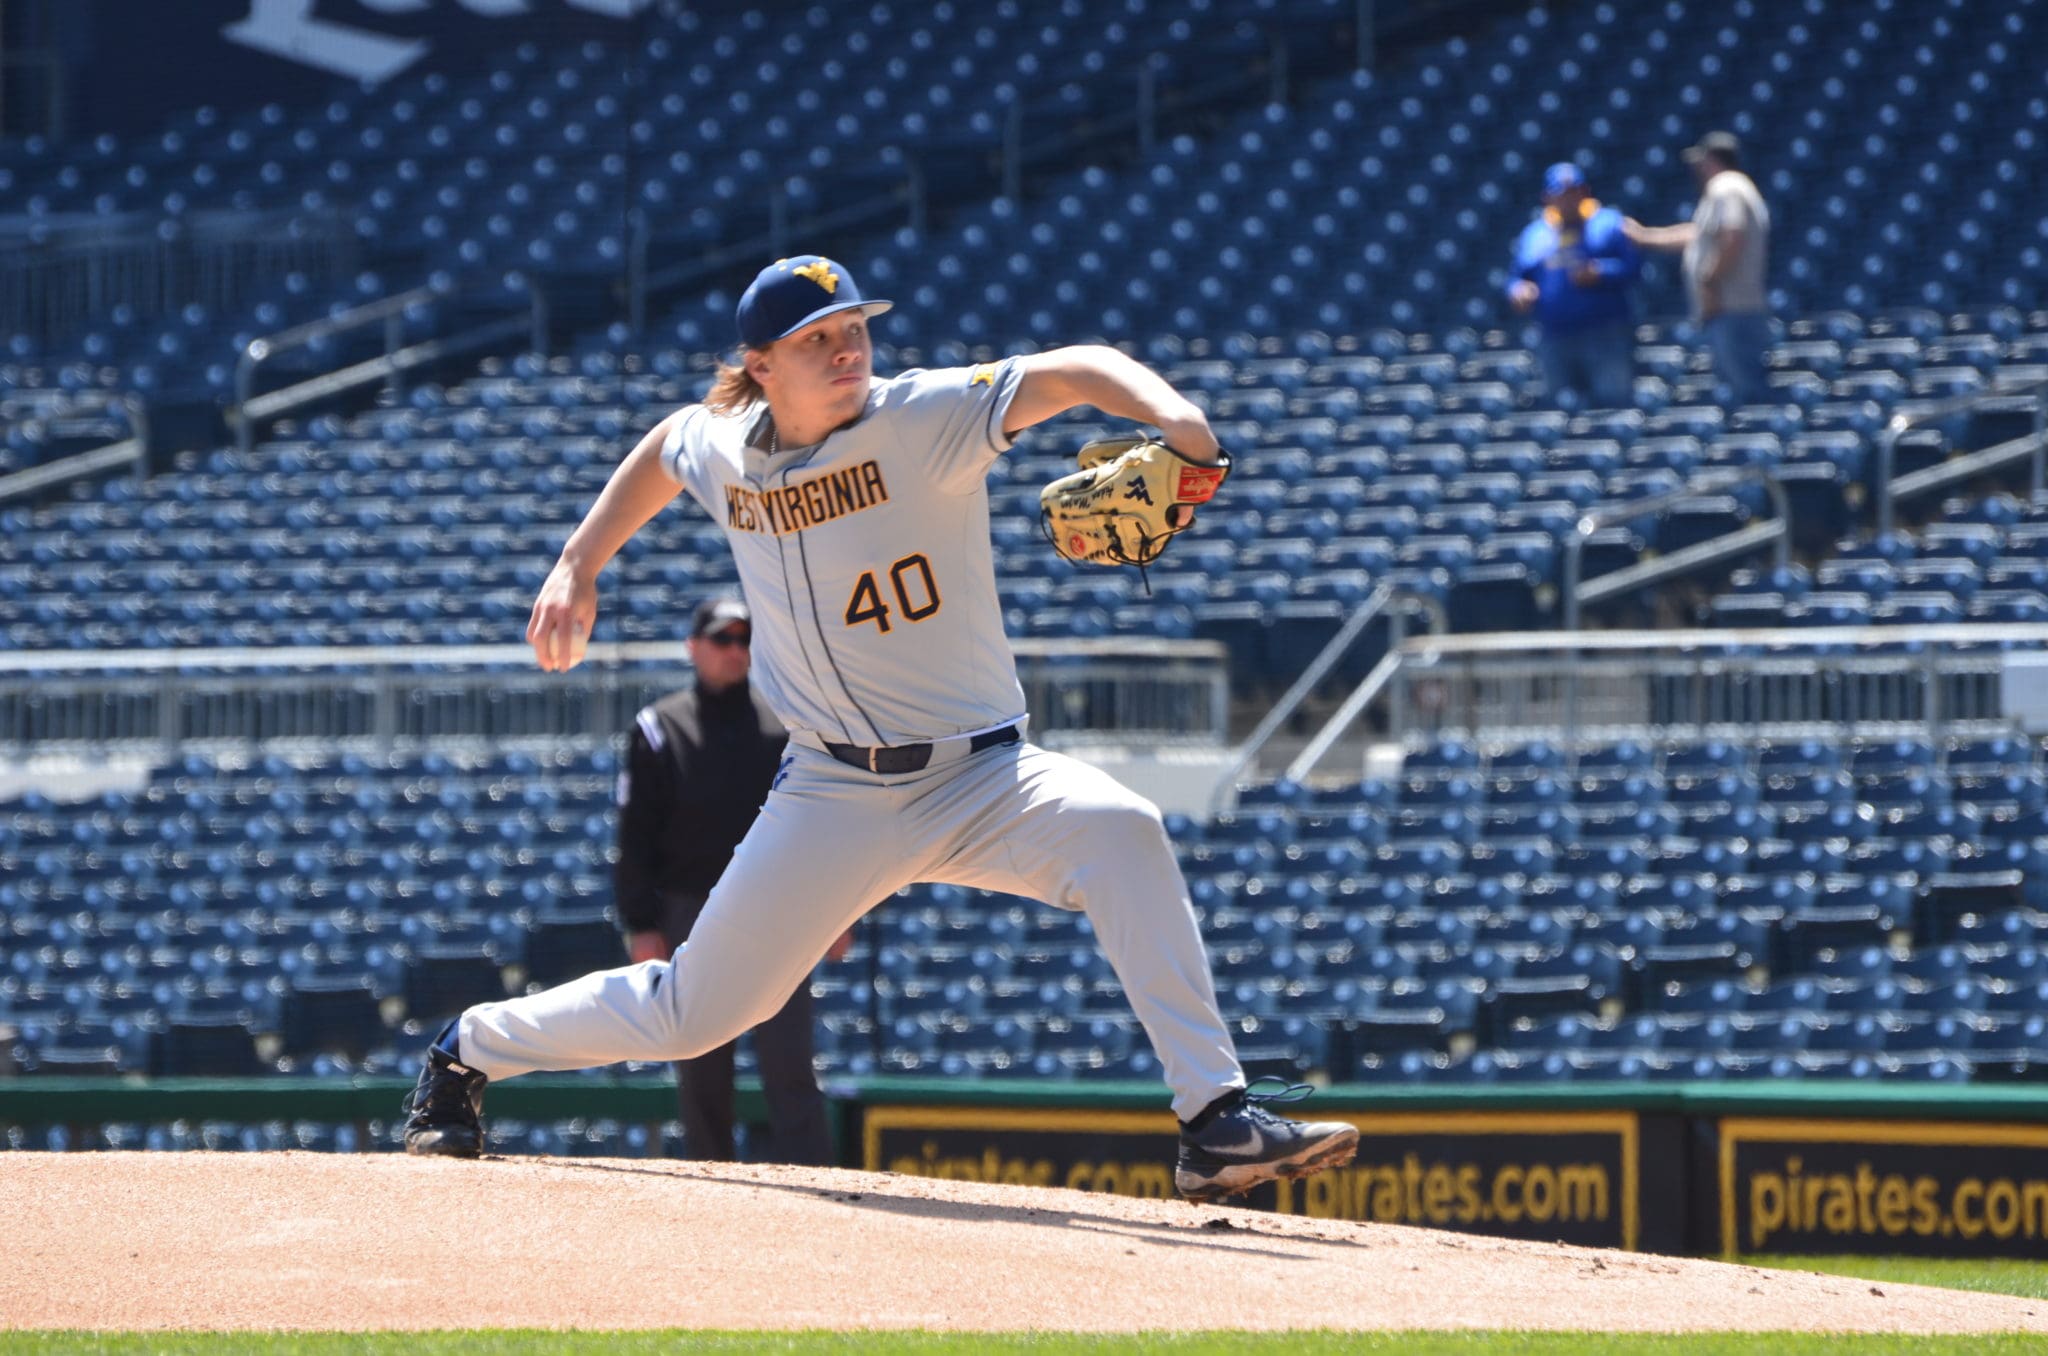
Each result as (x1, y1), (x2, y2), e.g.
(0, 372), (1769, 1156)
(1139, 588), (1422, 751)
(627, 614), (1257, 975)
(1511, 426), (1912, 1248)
(5, 1152), (2040, 1332)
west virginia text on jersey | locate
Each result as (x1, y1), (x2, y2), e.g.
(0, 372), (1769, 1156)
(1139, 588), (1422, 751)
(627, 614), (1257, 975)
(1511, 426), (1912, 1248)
(723, 459), (891, 535)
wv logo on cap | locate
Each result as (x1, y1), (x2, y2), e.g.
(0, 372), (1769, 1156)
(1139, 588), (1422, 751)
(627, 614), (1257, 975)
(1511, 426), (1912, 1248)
(793, 260), (840, 294)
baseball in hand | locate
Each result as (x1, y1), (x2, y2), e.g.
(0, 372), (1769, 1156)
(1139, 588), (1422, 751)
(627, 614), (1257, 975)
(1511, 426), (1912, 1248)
(556, 625), (590, 670)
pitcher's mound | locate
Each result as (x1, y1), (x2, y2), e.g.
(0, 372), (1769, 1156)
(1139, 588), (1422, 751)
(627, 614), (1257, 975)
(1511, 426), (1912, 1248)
(5, 1152), (2040, 1333)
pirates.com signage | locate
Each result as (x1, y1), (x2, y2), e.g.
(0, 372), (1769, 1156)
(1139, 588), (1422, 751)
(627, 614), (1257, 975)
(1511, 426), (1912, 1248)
(1721, 1118), (2048, 1258)
(864, 1106), (1660, 1251)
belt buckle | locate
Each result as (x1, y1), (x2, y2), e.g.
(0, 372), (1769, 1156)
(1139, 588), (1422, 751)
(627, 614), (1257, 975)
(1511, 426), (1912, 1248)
(867, 746), (884, 774)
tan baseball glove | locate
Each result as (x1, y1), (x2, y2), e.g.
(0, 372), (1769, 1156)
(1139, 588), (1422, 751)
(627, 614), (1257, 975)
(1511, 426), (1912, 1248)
(1039, 435), (1232, 568)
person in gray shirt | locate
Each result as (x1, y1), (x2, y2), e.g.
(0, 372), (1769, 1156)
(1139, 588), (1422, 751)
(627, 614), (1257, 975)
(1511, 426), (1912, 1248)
(1628, 130), (1773, 406)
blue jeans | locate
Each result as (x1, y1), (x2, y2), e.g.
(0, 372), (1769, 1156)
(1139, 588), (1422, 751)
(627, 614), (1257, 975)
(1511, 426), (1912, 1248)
(1703, 311), (1772, 407)
(1537, 319), (1634, 411)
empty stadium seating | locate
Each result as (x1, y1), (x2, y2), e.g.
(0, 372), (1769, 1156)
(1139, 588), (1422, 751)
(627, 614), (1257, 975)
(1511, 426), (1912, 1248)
(8, 727), (2048, 1098)
(1714, 491), (2048, 631)
(7, 317), (2047, 663)
(8, 1), (2048, 1159)
(5, 0), (2046, 660)
(1, 0), (2042, 401)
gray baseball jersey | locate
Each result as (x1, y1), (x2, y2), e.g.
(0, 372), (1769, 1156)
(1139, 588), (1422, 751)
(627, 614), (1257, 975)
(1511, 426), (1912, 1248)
(659, 360), (1028, 747)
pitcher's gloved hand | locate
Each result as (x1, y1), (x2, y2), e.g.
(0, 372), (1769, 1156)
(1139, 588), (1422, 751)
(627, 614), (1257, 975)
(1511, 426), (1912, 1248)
(1039, 435), (1231, 568)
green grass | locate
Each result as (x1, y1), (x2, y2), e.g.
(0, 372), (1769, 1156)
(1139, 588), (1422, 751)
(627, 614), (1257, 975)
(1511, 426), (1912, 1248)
(1739, 1255), (2048, 1301)
(4, 1335), (2046, 1355)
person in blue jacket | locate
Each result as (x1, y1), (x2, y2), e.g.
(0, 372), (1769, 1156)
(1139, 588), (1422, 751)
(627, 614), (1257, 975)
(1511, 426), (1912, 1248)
(1508, 163), (1642, 410)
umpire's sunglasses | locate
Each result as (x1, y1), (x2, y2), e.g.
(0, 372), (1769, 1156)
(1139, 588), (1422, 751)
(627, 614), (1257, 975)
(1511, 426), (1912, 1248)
(703, 629), (750, 648)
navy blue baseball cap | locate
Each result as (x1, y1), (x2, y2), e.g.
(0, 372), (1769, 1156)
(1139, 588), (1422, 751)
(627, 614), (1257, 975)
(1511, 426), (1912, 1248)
(734, 255), (893, 350)
(1543, 162), (1586, 197)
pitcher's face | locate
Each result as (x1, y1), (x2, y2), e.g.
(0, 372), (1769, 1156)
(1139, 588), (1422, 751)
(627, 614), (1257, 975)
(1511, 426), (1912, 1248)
(747, 311), (873, 433)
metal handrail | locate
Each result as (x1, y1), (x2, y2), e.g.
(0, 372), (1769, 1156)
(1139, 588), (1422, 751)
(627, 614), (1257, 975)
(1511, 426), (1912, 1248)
(241, 285), (442, 362)
(1562, 466), (1793, 632)
(1283, 647), (1408, 784)
(1386, 621), (2048, 748)
(1876, 373), (2048, 534)
(1221, 622), (2048, 763)
(231, 281), (548, 454)
(1400, 621), (2048, 657)
(0, 637), (1227, 752)
(1208, 582), (1445, 810)
(1561, 464), (1792, 740)
(0, 394), (149, 505)
(0, 634), (1224, 677)
(0, 641), (667, 676)
(0, 206), (354, 351)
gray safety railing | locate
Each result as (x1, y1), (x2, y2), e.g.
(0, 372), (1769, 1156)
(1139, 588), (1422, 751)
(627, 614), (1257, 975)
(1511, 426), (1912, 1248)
(1562, 466), (1792, 632)
(0, 638), (1226, 753)
(1560, 465), (1794, 742)
(0, 207), (354, 350)
(0, 644), (684, 752)
(1381, 623), (2048, 750)
(0, 394), (150, 505)
(1284, 647), (1407, 785)
(1876, 373), (2048, 535)
(1011, 637), (1229, 746)
(232, 282), (549, 454)
(1212, 583), (1445, 806)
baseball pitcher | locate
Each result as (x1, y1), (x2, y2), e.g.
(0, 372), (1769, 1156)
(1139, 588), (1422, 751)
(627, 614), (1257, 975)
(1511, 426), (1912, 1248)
(401, 254), (1358, 1201)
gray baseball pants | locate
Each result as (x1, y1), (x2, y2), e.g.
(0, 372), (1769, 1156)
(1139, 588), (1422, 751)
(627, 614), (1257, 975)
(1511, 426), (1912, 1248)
(458, 738), (1246, 1121)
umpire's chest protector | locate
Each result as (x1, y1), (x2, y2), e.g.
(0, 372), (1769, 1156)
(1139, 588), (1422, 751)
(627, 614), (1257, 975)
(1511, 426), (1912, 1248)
(660, 360), (1031, 749)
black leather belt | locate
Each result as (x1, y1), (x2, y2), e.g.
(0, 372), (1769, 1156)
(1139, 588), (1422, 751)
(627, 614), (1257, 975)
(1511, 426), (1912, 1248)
(823, 724), (1020, 774)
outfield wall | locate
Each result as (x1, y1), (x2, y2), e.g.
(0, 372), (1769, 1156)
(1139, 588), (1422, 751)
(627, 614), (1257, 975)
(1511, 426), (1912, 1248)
(5, 1077), (2046, 1259)
(856, 1080), (2048, 1259)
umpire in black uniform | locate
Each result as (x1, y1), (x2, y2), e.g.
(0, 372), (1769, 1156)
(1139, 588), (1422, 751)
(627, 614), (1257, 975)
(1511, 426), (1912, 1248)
(615, 595), (839, 1165)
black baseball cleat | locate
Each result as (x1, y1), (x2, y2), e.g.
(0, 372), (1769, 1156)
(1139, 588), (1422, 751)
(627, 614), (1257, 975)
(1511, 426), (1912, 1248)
(1175, 1078), (1360, 1203)
(401, 1029), (488, 1159)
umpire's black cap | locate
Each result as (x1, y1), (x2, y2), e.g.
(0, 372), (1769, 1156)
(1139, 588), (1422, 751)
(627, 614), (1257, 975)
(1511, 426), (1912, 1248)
(690, 597), (750, 638)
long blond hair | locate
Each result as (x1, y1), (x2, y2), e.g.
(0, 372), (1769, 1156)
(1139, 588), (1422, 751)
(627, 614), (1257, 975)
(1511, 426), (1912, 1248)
(704, 357), (764, 415)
